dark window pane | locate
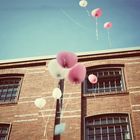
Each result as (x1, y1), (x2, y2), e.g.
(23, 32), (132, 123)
(109, 71), (114, 75)
(108, 118), (113, 124)
(89, 136), (94, 140)
(95, 134), (101, 140)
(95, 127), (101, 134)
(109, 134), (115, 140)
(102, 127), (107, 134)
(108, 127), (114, 133)
(98, 72), (103, 76)
(104, 71), (108, 76)
(88, 128), (94, 135)
(115, 126), (121, 133)
(102, 134), (108, 140)
(94, 119), (100, 125)
(116, 133), (122, 140)
(122, 125), (127, 132)
(114, 117), (119, 123)
(101, 118), (106, 124)
(120, 118), (126, 123)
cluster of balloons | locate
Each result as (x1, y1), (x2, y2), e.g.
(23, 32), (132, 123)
(48, 51), (86, 85)
(47, 51), (86, 100)
(79, 0), (112, 43)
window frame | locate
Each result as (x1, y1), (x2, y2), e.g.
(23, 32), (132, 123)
(83, 65), (127, 96)
(0, 123), (12, 140)
(84, 113), (134, 140)
(0, 74), (24, 105)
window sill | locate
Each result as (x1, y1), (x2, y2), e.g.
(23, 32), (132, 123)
(0, 100), (18, 106)
(83, 91), (129, 97)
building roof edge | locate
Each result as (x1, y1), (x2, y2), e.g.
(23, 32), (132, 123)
(0, 46), (140, 64)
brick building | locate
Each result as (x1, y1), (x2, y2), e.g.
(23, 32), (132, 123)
(0, 48), (140, 140)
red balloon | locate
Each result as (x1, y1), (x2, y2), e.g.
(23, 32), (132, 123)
(68, 63), (86, 84)
(91, 8), (102, 18)
(56, 51), (78, 68)
(88, 74), (98, 84)
(104, 22), (112, 29)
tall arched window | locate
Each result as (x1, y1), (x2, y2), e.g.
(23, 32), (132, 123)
(85, 113), (132, 140)
(83, 65), (126, 94)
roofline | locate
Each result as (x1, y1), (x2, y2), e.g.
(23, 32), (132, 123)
(0, 46), (140, 64)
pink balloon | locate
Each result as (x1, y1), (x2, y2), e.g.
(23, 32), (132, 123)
(88, 74), (98, 84)
(91, 8), (102, 18)
(56, 51), (78, 68)
(104, 22), (112, 29)
(68, 63), (86, 84)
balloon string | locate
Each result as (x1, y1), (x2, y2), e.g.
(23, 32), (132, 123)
(107, 29), (112, 48)
(40, 111), (48, 138)
(60, 93), (72, 122)
(84, 7), (90, 17)
(43, 101), (56, 138)
(41, 111), (47, 123)
(95, 17), (99, 40)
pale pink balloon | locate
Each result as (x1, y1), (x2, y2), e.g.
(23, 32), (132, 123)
(88, 74), (98, 84)
(68, 63), (86, 84)
(91, 8), (102, 18)
(56, 51), (78, 68)
(104, 22), (112, 29)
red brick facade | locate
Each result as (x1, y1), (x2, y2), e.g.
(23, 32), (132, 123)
(0, 49), (140, 140)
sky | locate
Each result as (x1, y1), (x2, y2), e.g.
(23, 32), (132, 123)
(0, 0), (140, 60)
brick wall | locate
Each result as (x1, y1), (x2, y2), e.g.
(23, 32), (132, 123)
(0, 50), (140, 140)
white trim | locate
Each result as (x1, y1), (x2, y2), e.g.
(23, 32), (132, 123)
(57, 115), (80, 118)
(0, 46), (139, 63)
(14, 113), (38, 117)
(128, 86), (140, 89)
(132, 110), (140, 112)
(13, 118), (38, 123)
(38, 114), (80, 118)
(126, 62), (140, 65)
(131, 104), (140, 107)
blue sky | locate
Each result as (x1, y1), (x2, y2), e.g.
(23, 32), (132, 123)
(0, 0), (140, 60)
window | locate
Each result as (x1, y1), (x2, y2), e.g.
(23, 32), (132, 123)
(0, 123), (11, 140)
(84, 67), (125, 94)
(0, 75), (23, 104)
(85, 114), (132, 140)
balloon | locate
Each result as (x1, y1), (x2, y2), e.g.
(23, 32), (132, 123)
(48, 59), (67, 79)
(54, 123), (66, 135)
(79, 0), (88, 7)
(52, 88), (62, 99)
(68, 63), (86, 84)
(34, 98), (46, 109)
(56, 51), (78, 68)
(88, 74), (98, 84)
(91, 8), (102, 18)
(104, 22), (112, 29)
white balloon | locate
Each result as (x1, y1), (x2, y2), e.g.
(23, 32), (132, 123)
(34, 98), (46, 109)
(79, 0), (88, 7)
(52, 88), (62, 99)
(48, 59), (67, 80)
